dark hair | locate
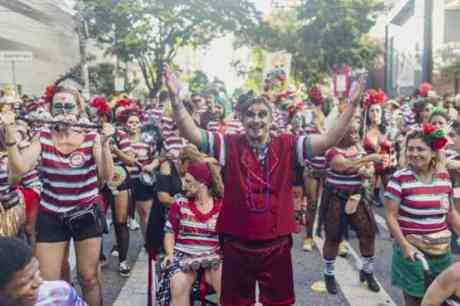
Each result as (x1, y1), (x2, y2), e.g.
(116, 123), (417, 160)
(239, 96), (272, 118)
(406, 130), (430, 148)
(451, 120), (460, 136)
(158, 90), (169, 103)
(0, 237), (33, 289)
(429, 109), (449, 123)
(365, 103), (387, 134)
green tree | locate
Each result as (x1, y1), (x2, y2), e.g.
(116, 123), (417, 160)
(81, 0), (260, 95)
(189, 70), (209, 94)
(239, 0), (384, 84)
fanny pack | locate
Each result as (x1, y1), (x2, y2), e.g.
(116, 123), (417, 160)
(179, 253), (221, 272)
(59, 203), (103, 236)
(0, 191), (25, 236)
(406, 229), (452, 256)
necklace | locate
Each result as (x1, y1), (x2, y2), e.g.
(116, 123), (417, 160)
(246, 150), (272, 213)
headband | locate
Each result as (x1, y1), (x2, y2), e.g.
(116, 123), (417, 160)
(187, 161), (212, 187)
(363, 89), (386, 109)
(422, 123), (448, 151)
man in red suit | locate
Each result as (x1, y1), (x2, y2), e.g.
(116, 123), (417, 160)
(164, 67), (362, 306)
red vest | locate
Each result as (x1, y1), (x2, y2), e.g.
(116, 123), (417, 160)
(216, 133), (297, 240)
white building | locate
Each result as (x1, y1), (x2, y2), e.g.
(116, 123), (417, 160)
(0, 0), (80, 96)
(385, 0), (460, 95)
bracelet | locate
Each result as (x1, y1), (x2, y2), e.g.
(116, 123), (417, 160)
(5, 141), (17, 147)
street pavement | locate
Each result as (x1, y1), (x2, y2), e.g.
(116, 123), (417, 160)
(68, 206), (408, 306)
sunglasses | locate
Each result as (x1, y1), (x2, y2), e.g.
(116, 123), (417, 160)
(53, 102), (76, 113)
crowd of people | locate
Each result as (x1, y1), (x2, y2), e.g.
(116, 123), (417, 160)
(0, 65), (460, 306)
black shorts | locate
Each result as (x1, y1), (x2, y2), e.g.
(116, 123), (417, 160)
(36, 208), (104, 243)
(131, 178), (155, 202)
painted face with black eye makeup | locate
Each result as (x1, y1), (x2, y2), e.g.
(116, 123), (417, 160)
(126, 115), (141, 134)
(242, 102), (272, 144)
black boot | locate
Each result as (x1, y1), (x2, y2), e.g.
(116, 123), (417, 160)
(324, 274), (338, 295)
(359, 270), (380, 292)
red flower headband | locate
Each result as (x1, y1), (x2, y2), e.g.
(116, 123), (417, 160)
(363, 89), (386, 108)
(90, 96), (111, 117)
(114, 98), (143, 124)
(417, 82), (433, 97)
(422, 123), (447, 151)
(43, 85), (56, 103)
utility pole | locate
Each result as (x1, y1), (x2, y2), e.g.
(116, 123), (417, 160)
(76, 1), (91, 99)
(423, 0), (434, 83)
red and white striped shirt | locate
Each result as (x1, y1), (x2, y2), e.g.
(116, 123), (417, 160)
(385, 168), (452, 235)
(113, 129), (132, 165)
(325, 147), (365, 190)
(39, 130), (99, 213)
(129, 141), (155, 178)
(0, 154), (12, 198)
(161, 116), (186, 158)
(21, 169), (42, 195)
(165, 198), (221, 256)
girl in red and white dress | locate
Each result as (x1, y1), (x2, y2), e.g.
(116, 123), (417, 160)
(2, 86), (114, 306)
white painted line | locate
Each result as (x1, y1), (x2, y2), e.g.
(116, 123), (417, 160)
(69, 241), (76, 271)
(313, 235), (397, 306)
(374, 213), (389, 233)
(113, 251), (150, 306)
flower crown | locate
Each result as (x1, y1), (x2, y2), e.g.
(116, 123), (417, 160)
(422, 123), (448, 151)
(363, 89), (386, 108)
(417, 82), (433, 98)
(89, 96), (111, 117)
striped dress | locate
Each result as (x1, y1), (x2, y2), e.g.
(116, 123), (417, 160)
(39, 130), (99, 213)
(384, 168), (452, 235)
(165, 198), (221, 256)
(325, 147), (365, 190)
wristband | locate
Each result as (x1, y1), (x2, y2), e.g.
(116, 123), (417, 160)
(5, 141), (17, 147)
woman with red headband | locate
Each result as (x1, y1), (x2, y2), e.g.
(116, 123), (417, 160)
(385, 124), (460, 306)
(157, 158), (223, 306)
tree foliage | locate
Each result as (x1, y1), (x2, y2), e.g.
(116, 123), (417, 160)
(188, 70), (209, 94)
(239, 0), (384, 84)
(81, 0), (260, 95)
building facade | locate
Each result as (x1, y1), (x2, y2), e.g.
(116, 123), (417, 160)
(385, 0), (460, 96)
(0, 0), (80, 96)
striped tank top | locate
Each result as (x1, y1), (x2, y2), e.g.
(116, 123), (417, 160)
(129, 141), (155, 178)
(39, 130), (99, 213)
(0, 154), (12, 198)
(113, 129), (132, 165)
(325, 147), (365, 190)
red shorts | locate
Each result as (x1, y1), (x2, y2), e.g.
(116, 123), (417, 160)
(18, 187), (40, 221)
(221, 235), (295, 306)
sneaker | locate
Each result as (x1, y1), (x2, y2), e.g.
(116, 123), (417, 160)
(303, 238), (314, 252)
(119, 261), (131, 277)
(338, 241), (349, 257)
(100, 253), (108, 268)
(111, 246), (119, 257)
(128, 218), (140, 231)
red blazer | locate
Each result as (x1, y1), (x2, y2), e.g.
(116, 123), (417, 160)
(216, 133), (301, 240)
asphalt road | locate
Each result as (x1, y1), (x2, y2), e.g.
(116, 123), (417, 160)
(69, 207), (411, 306)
